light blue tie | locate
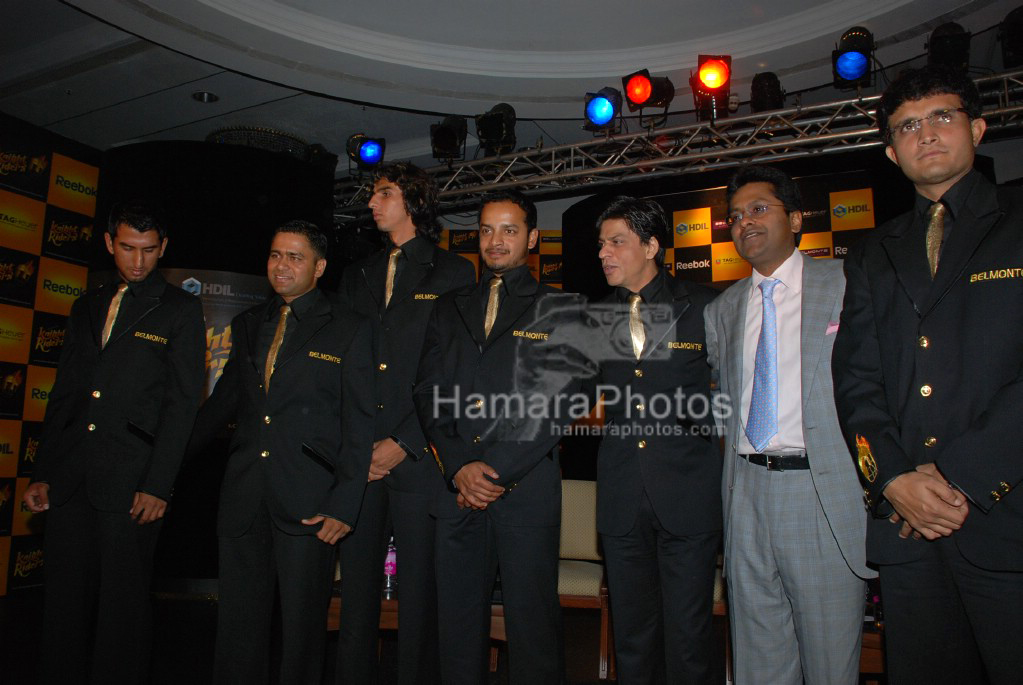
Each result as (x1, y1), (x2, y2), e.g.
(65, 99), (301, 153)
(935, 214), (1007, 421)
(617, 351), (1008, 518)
(746, 278), (779, 452)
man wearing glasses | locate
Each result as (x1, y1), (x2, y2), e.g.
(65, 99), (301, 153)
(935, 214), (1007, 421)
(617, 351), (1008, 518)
(704, 165), (871, 684)
(833, 65), (1023, 684)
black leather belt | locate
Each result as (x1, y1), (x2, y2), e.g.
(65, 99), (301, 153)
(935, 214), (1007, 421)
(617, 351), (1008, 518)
(740, 452), (810, 471)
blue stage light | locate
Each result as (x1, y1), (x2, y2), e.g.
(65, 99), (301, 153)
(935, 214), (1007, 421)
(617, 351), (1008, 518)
(584, 87), (622, 131)
(346, 134), (385, 170)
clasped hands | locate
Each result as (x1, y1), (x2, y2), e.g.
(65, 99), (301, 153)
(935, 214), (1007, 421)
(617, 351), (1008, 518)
(884, 462), (969, 541)
(453, 461), (504, 510)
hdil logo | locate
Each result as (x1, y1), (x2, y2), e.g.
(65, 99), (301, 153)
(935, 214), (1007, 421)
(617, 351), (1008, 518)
(675, 222), (689, 236)
(833, 205), (847, 218)
(181, 278), (201, 296)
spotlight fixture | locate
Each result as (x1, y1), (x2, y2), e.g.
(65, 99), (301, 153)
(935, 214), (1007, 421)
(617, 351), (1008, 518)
(690, 55), (731, 121)
(833, 26), (874, 89)
(928, 22), (971, 71)
(431, 116), (467, 161)
(750, 72), (785, 112)
(584, 87), (623, 132)
(1001, 6), (1023, 69)
(346, 133), (385, 170)
(622, 69), (675, 112)
(475, 103), (517, 156)
(192, 91), (219, 104)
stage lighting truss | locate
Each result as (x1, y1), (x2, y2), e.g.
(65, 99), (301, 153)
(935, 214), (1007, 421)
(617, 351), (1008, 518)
(334, 70), (1023, 224)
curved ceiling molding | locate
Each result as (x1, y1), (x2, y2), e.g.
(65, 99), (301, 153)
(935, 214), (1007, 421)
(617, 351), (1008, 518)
(66, 0), (983, 117)
(200, 0), (919, 77)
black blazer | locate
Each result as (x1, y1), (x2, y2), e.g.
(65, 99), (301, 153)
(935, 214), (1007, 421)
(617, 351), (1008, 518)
(33, 272), (207, 510)
(589, 272), (722, 538)
(414, 272), (573, 526)
(197, 290), (375, 537)
(834, 173), (1023, 570)
(338, 240), (476, 494)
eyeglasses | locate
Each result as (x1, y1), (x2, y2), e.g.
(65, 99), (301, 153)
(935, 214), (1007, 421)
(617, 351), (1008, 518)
(725, 203), (786, 227)
(890, 108), (969, 140)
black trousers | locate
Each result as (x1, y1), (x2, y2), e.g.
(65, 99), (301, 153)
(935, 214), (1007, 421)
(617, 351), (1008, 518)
(435, 510), (563, 685)
(601, 492), (720, 685)
(214, 503), (335, 685)
(40, 484), (161, 685)
(879, 536), (1023, 685)
(335, 480), (439, 685)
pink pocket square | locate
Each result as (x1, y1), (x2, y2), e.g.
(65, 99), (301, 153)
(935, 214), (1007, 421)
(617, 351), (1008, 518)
(826, 321), (840, 336)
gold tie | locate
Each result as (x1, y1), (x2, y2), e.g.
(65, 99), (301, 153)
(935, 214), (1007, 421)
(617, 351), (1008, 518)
(264, 305), (290, 389)
(101, 283), (128, 348)
(629, 293), (645, 361)
(926, 202), (946, 279)
(384, 247), (402, 307)
(484, 276), (502, 338)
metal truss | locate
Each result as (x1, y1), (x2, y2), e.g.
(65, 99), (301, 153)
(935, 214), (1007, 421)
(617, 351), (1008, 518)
(334, 69), (1023, 225)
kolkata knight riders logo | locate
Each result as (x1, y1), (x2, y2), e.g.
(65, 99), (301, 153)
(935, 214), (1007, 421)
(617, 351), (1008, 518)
(856, 434), (877, 483)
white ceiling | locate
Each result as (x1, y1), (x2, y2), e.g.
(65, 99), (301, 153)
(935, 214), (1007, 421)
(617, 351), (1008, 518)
(1, 0), (1019, 175)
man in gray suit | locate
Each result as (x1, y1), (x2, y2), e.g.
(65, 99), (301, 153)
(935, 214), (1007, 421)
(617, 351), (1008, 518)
(704, 165), (873, 684)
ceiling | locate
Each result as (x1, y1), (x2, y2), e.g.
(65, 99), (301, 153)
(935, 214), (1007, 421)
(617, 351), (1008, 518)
(2, 0), (1020, 176)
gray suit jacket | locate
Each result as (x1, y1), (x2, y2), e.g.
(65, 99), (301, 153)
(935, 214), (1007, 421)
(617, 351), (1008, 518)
(704, 251), (872, 579)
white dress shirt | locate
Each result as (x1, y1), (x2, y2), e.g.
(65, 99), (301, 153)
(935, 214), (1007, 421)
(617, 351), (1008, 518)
(737, 248), (806, 454)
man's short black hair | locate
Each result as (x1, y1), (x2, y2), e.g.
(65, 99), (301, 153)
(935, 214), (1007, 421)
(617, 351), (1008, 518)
(596, 196), (669, 267)
(878, 64), (982, 143)
(373, 162), (442, 243)
(726, 165), (803, 247)
(477, 189), (538, 231)
(107, 201), (167, 241)
(274, 219), (328, 260)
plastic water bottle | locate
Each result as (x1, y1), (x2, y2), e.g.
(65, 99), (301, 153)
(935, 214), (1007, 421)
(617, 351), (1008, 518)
(383, 536), (397, 597)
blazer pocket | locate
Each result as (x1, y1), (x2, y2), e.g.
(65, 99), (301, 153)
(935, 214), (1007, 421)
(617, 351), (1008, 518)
(301, 443), (336, 475)
(126, 419), (156, 446)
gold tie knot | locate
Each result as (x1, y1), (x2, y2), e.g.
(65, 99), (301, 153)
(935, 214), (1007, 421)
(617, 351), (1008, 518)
(384, 247), (402, 307)
(628, 293), (645, 361)
(484, 276), (503, 338)
(926, 202), (946, 279)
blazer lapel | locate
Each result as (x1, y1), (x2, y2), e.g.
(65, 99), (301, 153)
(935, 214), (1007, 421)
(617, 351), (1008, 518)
(724, 279), (750, 405)
(484, 288), (538, 350)
(454, 290), (485, 350)
(920, 180), (1003, 316)
(243, 305), (264, 376)
(273, 293), (332, 373)
(388, 248), (431, 307)
(88, 286), (110, 348)
(799, 255), (833, 411)
(360, 251), (388, 311)
(881, 214), (931, 315)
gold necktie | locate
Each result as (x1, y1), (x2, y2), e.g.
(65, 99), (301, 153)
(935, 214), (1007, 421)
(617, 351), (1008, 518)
(264, 305), (289, 389)
(484, 276), (502, 338)
(629, 293), (645, 360)
(384, 247), (402, 307)
(101, 283), (128, 348)
(926, 202), (946, 279)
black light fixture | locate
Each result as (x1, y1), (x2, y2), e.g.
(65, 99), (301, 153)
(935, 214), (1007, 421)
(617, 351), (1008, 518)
(833, 26), (874, 89)
(928, 22), (971, 71)
(346, 133), (385, 170)
(750, 72), (785, 112)
(475, 104), (517, 156)
(430, 116), (467, 161)
(690, 55), (731, 121)
(621, 69), (675, 112)
(1001, 6), (1023, 69)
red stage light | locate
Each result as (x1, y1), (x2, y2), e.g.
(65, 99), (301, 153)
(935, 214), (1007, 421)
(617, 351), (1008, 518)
(698, 59), (730, 90)
(626, 73), (653, 106)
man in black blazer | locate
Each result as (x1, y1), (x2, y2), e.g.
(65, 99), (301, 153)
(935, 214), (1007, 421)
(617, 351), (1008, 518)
(336, 162), (475, 685)
(23, 201), (207, 685)
(833, 65), (1023, 685)
(415, 190), (573, 685)
(197, 221), (375, 685)
(591, 196), (722, 684)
